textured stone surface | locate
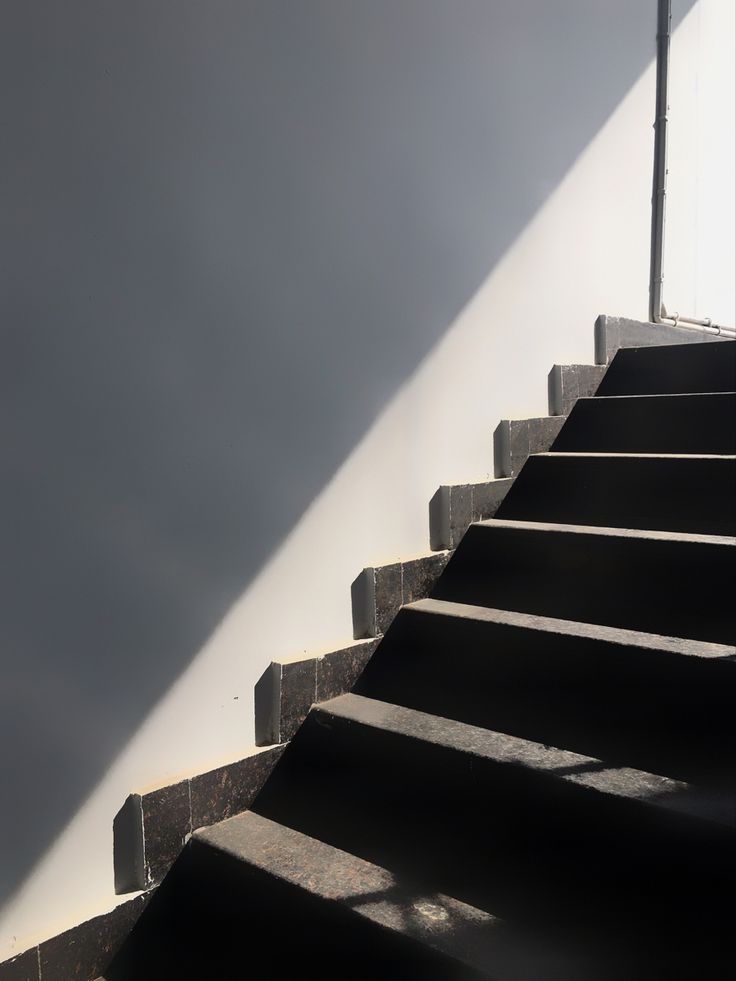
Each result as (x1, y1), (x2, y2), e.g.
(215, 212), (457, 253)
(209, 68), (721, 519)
(594, 314), (726, 365)
(495, 453), (736, 537)
(402, 553), (450, 606)
(448, 484), (473, 544)
(528, 416), (565, 455)
(430, 480), (515, 550)
(551, 392), (736, 455)
(505, 418), (529, 472)
(315, 694), (735, 828)
(277, 659), (318, 741)
(190, 746), (284, 829)
(597, 336), (736, 394)
(548, 363), (607, 415)
(114, 746), (285, 892)
(428, 486), (451, 551)
(471, 479), (514, 523)
(35, 894), (150, 981)
(254, 661), (279, 746)
(140, 781), (191, 887)
(196, 811), (524, 976)
(410, 597), (734, 660)
(356, 597), (736, 786)
(353, 553), (451, 639)
(494, 417), (565, 477)
(373, 562), (402, 635)
(112, 794), (145, 894)
(433, 518), (736, 646)
(317, 639), (379, 702)
(0, 948), (38, 981)
(254, 641), (381, 746)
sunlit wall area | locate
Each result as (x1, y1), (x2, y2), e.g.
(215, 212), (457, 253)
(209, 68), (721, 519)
(2, 0), (732, 960)
(666, 0), (736, 325)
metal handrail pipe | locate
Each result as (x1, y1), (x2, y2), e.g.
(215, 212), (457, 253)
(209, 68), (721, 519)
(649, 0), (735, 337)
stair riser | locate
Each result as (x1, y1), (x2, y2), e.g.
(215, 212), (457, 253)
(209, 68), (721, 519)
(551, 393), (736, 455)
(106, 839), (481, 980)
(548, 363), (607, 416)
(495, 454), (736, 536)
(355, 608), (736, 785)
(252, 711), (733, 933)
(594, 315), (729, 365)
(596, 341), (736, 395)
(432, 524), (736, 645)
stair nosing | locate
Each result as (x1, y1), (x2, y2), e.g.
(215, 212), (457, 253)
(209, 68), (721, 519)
(474, 516), (736, 546)
(583, 391), (736, 400)
(403, 598), (736, 660)
(313, 694), (736, 829)
(196, 810), (519, 976)
(537, 451), (736, 460)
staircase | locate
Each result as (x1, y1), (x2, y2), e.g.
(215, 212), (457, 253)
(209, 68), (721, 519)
(104, 339), (736, 980)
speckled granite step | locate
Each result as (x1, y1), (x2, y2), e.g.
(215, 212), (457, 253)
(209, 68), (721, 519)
(103, 806), (605, 981)
(354, 599), (736, 785)
(431, 519), (736, 646)
(551, 392), (736, 455)
(596, 339), (736, 395)
(494, 452), (736, 536)
(251, 693), (734, 964)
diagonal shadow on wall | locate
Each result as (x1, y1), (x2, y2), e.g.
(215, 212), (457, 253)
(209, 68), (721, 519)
(0, 0), (695, 913)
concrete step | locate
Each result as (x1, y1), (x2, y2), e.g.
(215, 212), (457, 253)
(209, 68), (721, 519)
(494, 452), (736, 536)
(493, 416), (565, 477)
(550, 392), (736, 455)
(354, 599), (736, 785)
(548, 363), (607, 416)
(429, 478), (514, 550)
(252, 694), (734, 967)
(593, 314), (730, 365)
(430, 519), (736, 645)
(107, 810), (531, 980)
(596, 340), (736, 395)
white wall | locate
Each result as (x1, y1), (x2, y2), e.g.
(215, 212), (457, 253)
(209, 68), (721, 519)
(666, 0), (736, 325)
(2, 0), (731, 958)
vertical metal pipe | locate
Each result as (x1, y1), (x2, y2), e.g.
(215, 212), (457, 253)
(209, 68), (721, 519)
(649, 0), (671, 324)
(648, 0), (734, 335)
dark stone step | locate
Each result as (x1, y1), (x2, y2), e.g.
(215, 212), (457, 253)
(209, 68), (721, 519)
(251, 695), (735, 968)
(594, 315), (730, 365)
(430, 519), (736, 645)
(105, 811), (515, 980)
(354, 599), (736, 786)
(550, 392), (736, 455)
(494, 452), (736, 536)
(596, 340), (736, 395)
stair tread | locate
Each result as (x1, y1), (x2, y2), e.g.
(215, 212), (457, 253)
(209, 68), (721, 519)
(550, 391), (736, 455)
(540, 450), (736, 458)
(196, 810), (571, 980)
(103, 332), (736, 979)
(405, 598), (736, 660)
(493, 453), (736, 536)
(356, 600), (736, 785)
(431, 517), (735, 645)
(475, 516), (736, 545)
(316, 694), (736, 829)
(597, 341), (736, 396)
(593, 391), (736, 399)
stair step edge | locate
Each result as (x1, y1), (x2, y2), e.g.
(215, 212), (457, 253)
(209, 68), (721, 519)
(404, 598), (736, 660)
(314, 694), (736, 830)
(196, 810), (549, 979)
(474, 517), (736, 546)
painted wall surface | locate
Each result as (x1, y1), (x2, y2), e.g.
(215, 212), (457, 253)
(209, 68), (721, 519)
(666, 0), (736, 325)
(1, 0), (731, 957)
